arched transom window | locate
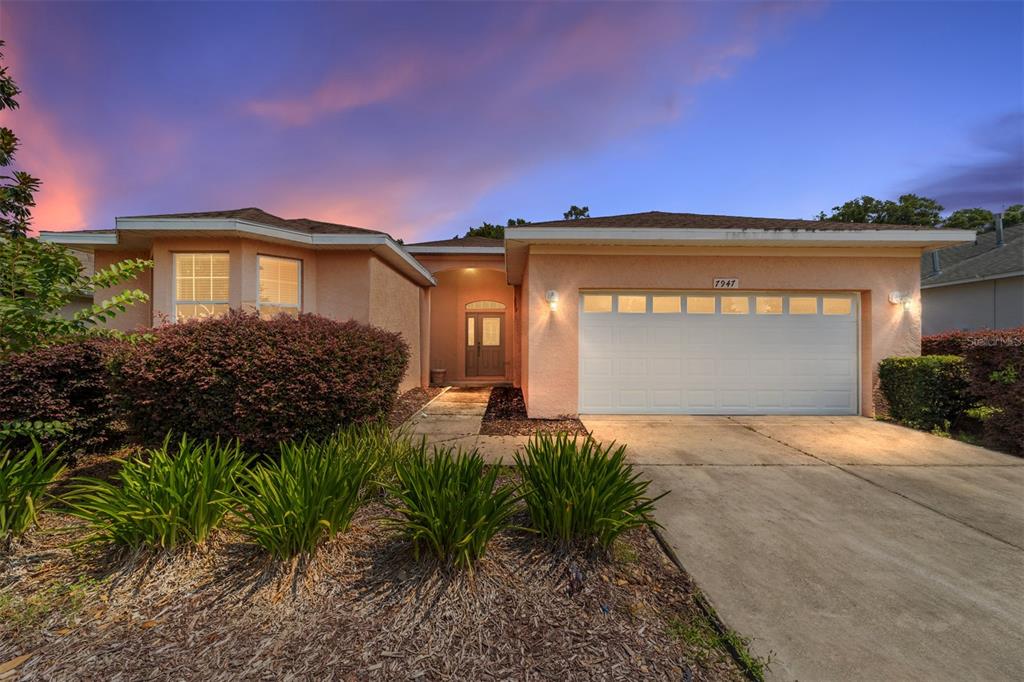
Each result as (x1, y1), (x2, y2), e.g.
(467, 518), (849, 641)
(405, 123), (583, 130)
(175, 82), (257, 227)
(466, 300), (505, 310)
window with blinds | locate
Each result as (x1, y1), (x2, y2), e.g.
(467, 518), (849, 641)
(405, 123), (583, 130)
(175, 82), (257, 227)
(258, 255), (301, 319)
(174, 253), (230, 321)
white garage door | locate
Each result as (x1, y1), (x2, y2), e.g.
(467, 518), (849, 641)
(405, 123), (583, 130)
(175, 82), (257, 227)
(579, 291), (859, 415)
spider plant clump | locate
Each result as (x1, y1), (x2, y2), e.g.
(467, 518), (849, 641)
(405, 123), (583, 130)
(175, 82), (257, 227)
(65, 436), (249, 551)
(386, 444), (518, 570)
(0, 441), (66, 551)
(515, 433), (665, 550)
(230, 432), (375, 560)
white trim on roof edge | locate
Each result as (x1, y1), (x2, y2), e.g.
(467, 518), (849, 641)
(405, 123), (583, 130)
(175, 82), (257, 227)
(504, 226), (978, 245)
(39, 232), (117, 246)
(44, 218), (436, 286)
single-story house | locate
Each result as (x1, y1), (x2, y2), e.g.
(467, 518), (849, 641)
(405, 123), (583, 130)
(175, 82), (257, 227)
(920, 221), (1023, 335)
(42, 208), (974, 418)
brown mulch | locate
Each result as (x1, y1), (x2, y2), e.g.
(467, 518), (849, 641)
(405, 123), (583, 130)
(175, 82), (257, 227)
(1, 477), (744, 680)
(480, 386), (589, 436)
(388, 386), (444, 429)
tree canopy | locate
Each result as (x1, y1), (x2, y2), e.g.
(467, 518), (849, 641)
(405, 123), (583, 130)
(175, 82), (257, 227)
(942, 207), (994, 231)
(817, 194), (943, 227)
(0, 40), (40, 239)
(563, 205), (590, 220)
(463, 217), (526, 240)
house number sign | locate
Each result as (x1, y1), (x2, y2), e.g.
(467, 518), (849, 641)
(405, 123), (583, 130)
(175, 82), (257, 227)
(713, 278), (739, 289)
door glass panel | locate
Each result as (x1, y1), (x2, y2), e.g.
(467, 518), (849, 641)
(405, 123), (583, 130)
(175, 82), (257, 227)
(721, 296), (750, 315)
(467, 317), (475, 346)
(756, 296), (783, 314)
(823, 297), (852, 315)
(617, 295), (647, 313)
(466, 300), (505, 310)
(482, 317), (501, 346)
(789, 297), (818, 315)
(652, 295), (681, 313)
(686, 296), (716, 314)
(582, 294), (612, 313)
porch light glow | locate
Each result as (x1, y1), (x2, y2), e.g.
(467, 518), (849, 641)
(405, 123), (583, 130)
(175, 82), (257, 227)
(889, 291), (913, 311)
(545, 290), (559, 311)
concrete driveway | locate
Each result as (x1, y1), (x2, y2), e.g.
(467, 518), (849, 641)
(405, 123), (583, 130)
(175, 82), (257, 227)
(583, 415), (1024, 681)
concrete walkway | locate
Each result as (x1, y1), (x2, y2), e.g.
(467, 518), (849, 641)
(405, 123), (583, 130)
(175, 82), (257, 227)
(405, 387), (528, 463)
(583, 415), (1024, 681)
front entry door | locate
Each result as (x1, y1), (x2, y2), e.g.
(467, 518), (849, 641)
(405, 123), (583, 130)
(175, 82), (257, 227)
(465, 313), (504, 377)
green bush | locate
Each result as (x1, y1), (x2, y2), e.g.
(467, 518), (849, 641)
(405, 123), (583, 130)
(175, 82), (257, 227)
(386, 445), (517, 570)
(65, 436), (249, 550)
(515, 433), (664, 549)
(0, 441), (65, 550)
(230, 433), (375, 560)
(878, 355), (972, 431)
(330, 421), (421, 495)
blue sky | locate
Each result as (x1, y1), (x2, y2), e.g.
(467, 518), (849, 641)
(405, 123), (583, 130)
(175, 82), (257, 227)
(2, 1), (1021, 241)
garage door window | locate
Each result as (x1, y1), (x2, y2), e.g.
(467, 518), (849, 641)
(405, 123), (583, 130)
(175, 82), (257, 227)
(721, 296), (750, 315)
(756, 296), (783, 314)
(823, 297), (853, 315)
(686, 296), (716, 314)
(652, 295), (681, 314)
(582, 294), (612, 313)
(618, 295), (647, 313)
(789, 297), (818, 315)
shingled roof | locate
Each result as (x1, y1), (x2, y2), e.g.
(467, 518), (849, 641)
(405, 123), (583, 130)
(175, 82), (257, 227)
(921, 223), (1024, 287)
(121, 207), (385, 236)
(524, 210), (940, 231)
(406, 236), (504, 248)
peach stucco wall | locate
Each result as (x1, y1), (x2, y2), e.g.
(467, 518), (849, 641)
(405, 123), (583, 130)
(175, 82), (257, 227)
(523, 249), (922, 418)
(96, 239), (425, 390)
(94, 250), (153, 331)
(368, 256), (422, 391)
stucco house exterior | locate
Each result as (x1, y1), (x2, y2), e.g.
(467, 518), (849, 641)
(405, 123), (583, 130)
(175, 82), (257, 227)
(920, 221), (1023, 335)
(42, 208), (974, 418)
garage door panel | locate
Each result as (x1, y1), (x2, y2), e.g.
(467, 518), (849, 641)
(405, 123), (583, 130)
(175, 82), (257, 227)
(580, 291), (858, 415)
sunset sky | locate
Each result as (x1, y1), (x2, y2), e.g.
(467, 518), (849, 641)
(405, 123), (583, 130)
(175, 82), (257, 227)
(2, 1), (1022, 242)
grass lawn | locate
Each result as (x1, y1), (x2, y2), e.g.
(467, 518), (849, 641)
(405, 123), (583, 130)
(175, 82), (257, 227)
(0, 451), (753, 681)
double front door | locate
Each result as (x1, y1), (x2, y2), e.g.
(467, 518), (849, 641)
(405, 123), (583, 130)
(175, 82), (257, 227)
(466, 313), (504, 377)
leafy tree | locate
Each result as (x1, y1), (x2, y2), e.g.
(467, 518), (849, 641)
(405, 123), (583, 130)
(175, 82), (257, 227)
(1002, 204), (1023, 226)
(0, 40), (152, 355)
(0, 236), (152, 354)
(817, 194), (943, 226)
(463, 217), (526, 240)
(943, 208), (994, 231)
(563, 205), (590, 220)
(0, 40), (40, 239)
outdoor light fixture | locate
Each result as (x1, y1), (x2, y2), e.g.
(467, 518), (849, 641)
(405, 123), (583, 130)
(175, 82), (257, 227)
(546, 290), (559, 311)
(889, 291), (913, 311)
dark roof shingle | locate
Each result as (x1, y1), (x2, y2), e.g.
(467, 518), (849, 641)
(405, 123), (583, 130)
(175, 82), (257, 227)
(407, 236), (504, 248)
(921, 223), (1024, 286)
(525, 210), (939, 231)
(121, 207), (384, 236)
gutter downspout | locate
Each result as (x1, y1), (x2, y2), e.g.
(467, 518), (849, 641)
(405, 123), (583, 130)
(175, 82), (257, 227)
(995, 213), (1005, 247)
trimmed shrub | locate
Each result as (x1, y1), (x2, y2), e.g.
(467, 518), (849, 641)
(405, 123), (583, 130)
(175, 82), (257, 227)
(65, 436), (250, 550)
(0, 339), (121, 457)
(515, 433), (664, 550)
(923, 327), (1024, 454)
(0, 442), (66, 550)
(231, 432), (375, 560)
(385, 445), (518, 570)
(878, 356), (972, 431)
(112, 311), (409, 452)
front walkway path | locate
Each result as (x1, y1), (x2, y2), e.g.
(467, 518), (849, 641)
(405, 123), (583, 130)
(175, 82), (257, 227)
(405, 387), (528, 463)
(583, 415), (1024, 681)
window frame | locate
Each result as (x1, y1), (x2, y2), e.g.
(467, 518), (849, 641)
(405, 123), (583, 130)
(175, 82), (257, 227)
(173, 251), (231, 322)
(257, 254), (303, 319)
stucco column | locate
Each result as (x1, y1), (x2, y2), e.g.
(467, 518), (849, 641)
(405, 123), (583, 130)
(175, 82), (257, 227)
(420, 287), (431, 388)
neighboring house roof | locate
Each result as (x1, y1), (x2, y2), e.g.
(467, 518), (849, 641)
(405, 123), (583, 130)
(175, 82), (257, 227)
(526, 210), (942, 231)
(921, 223), (1024, 288)
(122, 207), (384, 235)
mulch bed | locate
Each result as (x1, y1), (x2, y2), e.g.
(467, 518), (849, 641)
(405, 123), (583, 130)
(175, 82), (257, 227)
(1, 465), (744, 680)
(388, 386), (444, 429)
(480, 386), (589, 436)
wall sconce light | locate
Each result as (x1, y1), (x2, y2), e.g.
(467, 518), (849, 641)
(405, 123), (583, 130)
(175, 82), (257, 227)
(546, 290), (559, 312)
(889, 291), (913, 311)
